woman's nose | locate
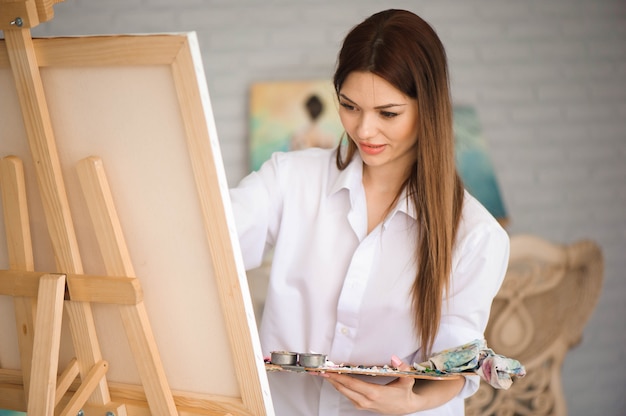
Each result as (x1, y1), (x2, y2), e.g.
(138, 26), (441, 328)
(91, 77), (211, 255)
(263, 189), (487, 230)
(356, 113), (376, 140)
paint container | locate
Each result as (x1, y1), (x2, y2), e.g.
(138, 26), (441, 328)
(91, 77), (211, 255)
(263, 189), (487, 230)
(270, 351), (298, 365)
(299, 353), (326, 368)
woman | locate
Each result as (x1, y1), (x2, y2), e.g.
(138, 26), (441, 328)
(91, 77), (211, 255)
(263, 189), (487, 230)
(230, 9), (509, 415)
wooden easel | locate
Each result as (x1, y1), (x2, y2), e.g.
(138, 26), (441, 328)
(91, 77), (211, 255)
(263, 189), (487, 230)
(0, 1), (178, 414)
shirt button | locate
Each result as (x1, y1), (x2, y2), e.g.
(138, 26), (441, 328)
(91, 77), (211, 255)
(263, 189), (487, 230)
(341, 327), (349, 335)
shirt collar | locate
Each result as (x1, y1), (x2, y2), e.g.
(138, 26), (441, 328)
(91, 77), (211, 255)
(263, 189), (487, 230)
(329, 151), (418, 222)
(328, 149), (363, 196)
(392, 187), (418, 221)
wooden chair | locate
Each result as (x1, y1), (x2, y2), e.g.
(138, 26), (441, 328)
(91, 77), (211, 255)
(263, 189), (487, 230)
(465, 234), (603, 416)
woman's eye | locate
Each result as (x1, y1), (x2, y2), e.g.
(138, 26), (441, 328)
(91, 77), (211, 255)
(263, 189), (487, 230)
(380, 111), (398, 118)
(339, 102), (355, 111)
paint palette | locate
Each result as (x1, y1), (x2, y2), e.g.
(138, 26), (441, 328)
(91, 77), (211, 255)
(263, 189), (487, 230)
(264, 359), (463, 381)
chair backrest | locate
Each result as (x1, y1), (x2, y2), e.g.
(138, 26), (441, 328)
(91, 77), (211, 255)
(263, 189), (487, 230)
(465, 234), (603, 416)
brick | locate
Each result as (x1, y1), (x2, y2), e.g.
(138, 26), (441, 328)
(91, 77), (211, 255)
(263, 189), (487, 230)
(505, 21), (561, 40)
(537, 83), (588, 101)
(510, 104), (562, 122)
(565, 102), (618, 121)
(479, 85), (534, 103)
(479, 42), (532, 61)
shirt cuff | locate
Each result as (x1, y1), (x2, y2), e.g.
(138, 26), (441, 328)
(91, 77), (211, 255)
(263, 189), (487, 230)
(458, 374), (480, 399)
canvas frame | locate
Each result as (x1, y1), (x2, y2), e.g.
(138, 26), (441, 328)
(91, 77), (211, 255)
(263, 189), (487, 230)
(0, 33), (272, 415)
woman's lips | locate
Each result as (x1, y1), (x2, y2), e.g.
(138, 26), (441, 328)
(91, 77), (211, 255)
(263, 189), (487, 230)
(359, 142), (386, 155)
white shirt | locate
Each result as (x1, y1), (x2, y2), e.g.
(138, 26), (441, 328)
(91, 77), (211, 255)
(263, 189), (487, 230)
(230, 148), (509, 416)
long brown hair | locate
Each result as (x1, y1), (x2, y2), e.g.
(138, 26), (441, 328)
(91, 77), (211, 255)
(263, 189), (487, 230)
(334, 9), (464, 357)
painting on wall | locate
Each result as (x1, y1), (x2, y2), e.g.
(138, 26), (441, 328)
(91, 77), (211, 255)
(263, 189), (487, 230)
(248, 80), (344, 171)
(452, 105), (508, 225)
(249, 80), (508, 225)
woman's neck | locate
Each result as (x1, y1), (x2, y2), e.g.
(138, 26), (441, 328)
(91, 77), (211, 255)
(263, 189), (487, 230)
(362, 162), (407, 196)
(362, 163), (409, 233)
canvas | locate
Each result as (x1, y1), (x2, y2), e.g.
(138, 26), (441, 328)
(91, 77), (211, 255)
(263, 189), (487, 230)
(0, 33), (272, 415)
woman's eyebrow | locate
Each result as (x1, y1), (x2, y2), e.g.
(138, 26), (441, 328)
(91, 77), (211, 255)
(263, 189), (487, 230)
(338, 93), (406, 109)
(338, 93), (356, 104)
(374, 103), (407, 110)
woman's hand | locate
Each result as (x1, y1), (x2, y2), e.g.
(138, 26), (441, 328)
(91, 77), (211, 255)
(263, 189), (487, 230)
(321, 355), (419, 414)
(321, 355), (465, 414)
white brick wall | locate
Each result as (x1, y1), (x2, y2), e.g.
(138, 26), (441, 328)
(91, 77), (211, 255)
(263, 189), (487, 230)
(20, 0), (626, 414)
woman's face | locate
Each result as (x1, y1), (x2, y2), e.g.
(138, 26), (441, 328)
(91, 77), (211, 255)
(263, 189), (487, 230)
(338, 71), (419, 174)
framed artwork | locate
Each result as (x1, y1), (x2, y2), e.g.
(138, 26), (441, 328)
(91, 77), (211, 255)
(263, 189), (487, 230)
(453, 105), (508, 224)
(249, 79), (344, 171)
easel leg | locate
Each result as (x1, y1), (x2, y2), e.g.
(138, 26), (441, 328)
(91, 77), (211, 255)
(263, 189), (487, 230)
(4, 27), (112, 405)
(77, 156), (179, 415)
(27, 273), (65, 416)
(0, 156), (36, 401)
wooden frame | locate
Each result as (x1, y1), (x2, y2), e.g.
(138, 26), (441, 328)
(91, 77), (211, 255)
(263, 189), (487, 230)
(0, 33), (272, 415)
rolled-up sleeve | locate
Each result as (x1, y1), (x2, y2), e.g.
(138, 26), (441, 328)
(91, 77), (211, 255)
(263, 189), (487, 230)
(434, 212), (510, 399)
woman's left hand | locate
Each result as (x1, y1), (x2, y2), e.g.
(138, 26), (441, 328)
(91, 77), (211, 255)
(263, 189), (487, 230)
(321, 355), (420, 415)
